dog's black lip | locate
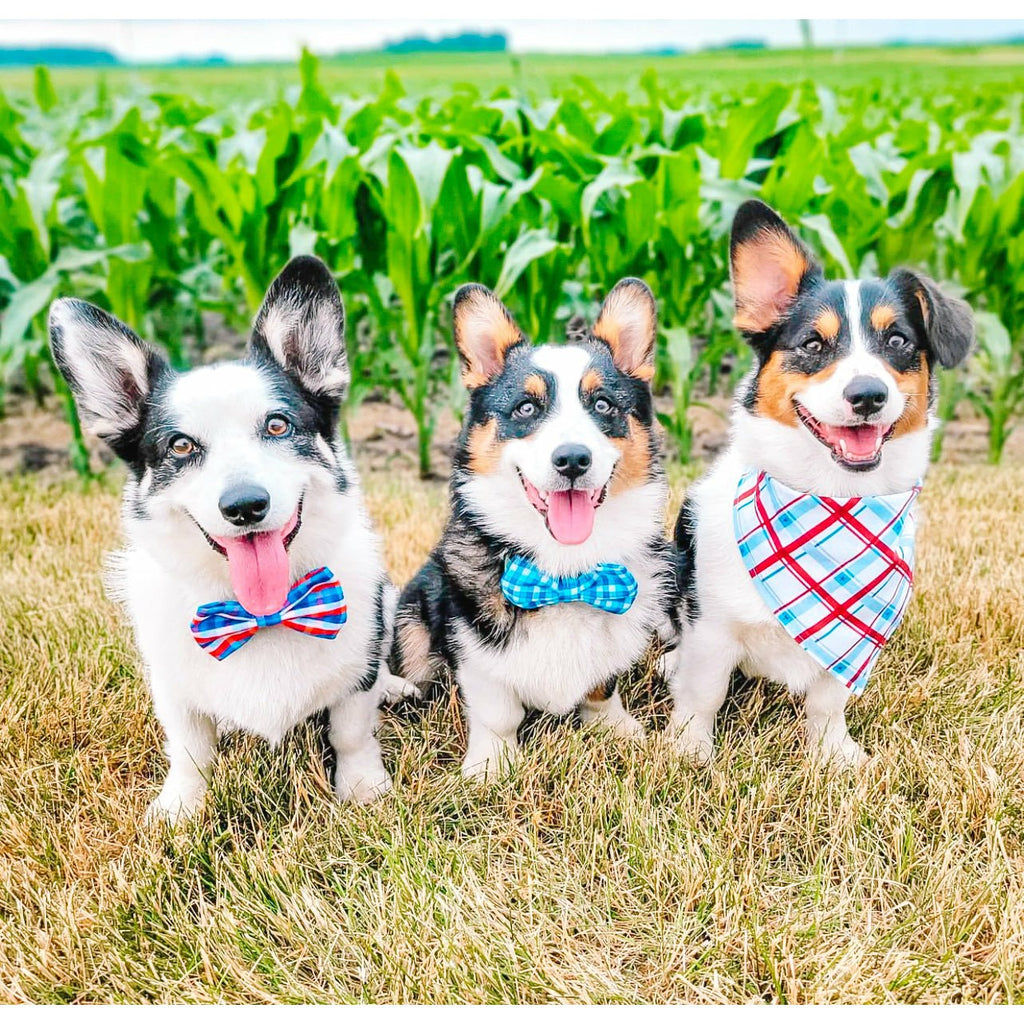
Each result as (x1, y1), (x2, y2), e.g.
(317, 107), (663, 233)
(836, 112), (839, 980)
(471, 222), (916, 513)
(794, 403), (895, 472)
(190, 497), (304, 557)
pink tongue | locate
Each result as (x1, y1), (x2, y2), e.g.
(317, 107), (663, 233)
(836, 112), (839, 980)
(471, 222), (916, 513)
(215, 522), (292, 616)
(546, 489), (596, 545)
(827, 423), (886, 460)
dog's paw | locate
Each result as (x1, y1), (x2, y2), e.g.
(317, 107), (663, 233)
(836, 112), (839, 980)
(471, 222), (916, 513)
(335, 763), (394, 805)
(144, 787), (206, 827)
(461, 742), (516, 784)
(667, 721), (715, 766)
(810, 735), (869, 770)
(378, 669), (422, 705)
(579, 704), (645, 741)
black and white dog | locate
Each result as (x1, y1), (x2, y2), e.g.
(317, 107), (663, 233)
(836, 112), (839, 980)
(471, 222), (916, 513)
(668, 200), (974, 766)
(50, 257), (409, 822)
(392, 280), (682, 781)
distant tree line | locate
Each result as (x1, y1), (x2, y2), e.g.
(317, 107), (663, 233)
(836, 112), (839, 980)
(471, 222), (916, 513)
(382, 32), (507, 54)
(0, 46), (120, 67)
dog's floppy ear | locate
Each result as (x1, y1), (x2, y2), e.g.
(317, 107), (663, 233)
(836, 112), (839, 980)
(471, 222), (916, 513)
(452, 284), (526, 388)
(251, 256), (349, 400)
(889, 268), (975, 369)
(730, 199), (818, 336)
(49, 298), (168, 456)
(592, 277), (657, 382)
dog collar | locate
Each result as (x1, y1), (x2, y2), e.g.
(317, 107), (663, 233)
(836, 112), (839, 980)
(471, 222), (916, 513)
(501, 554), (638, 614)
(190, 566), (347, 660)
(733, 468), (920, 694)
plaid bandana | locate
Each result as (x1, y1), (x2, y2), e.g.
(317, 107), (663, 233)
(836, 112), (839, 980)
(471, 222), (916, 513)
(190, 566), (347, 660)
(733, 469), (919, 694)
(500, 554), (638, 614)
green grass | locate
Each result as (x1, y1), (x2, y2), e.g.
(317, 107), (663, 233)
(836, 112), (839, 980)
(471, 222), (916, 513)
(2, 458), (1023, 1003)
(3, 43), (1024, 100)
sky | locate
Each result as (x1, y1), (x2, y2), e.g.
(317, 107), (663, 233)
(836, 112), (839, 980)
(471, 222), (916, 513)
(2, 18), (1023, 62)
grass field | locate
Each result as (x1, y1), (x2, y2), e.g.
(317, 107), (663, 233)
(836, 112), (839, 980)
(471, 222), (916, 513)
(4, 43), (1024, 99)
(2, 456), (1023, 1003)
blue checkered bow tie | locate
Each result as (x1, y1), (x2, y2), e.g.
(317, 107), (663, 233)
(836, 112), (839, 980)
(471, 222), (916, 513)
(190, 566), (347, 660)
(500, 554), (638, 614)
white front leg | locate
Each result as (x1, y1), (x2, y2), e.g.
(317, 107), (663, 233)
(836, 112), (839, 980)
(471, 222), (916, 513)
(578, 683), (644, 739)
(458, 668), (524, 783)
(667, 617), (739, 765)
(803, 671), (867, 768)
(330, 685), (393, 804)
(147, 695), (218, 825)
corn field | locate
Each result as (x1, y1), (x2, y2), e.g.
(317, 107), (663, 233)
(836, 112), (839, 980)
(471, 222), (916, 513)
(1, 51), (1022, 475)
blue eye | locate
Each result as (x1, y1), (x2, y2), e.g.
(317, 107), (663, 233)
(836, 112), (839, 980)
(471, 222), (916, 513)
(594, 397), (616, 415)
(266, 415), (292, 438)
(513, 400), (537, 420)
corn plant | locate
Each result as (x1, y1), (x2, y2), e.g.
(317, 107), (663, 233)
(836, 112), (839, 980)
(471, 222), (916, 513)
(1, 53), (1023, 473)
(968, 312), (1024, 464)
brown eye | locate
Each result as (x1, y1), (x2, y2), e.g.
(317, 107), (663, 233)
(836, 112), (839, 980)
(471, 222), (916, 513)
(266, 415), (292, 437)
(169, 436), (196, 458)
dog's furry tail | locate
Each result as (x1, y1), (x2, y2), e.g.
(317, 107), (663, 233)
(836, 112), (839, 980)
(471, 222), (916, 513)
(387, 557), (452, 699)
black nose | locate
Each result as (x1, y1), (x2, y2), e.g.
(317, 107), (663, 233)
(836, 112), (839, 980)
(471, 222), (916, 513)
(551, 443), (592, 481)
(219, 484), (270, 527)
(843, 375), (889, 417)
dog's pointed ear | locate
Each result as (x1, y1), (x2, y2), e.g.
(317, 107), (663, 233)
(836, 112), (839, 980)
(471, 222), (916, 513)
(48, 298), (168, 454)
(730, 199), (818, 336)
(452, 284), (526, 388)
(889, 269), (975, 369)
(592, 277), (657, 382)
(251, 256), (349, 399)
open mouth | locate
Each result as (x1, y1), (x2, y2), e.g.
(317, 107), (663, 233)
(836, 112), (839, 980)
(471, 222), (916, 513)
(795, 404), (894, 472)
(194, 499), (303, 616)
(517, 470), (607, 545)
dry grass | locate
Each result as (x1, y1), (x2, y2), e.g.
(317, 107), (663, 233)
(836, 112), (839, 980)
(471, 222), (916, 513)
(1, 459), (1023, 1004)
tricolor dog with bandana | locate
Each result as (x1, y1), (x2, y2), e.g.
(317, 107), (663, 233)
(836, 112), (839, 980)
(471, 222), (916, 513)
(49, 257), (410, 823)
(391, 280), (682, 782)
(668, 200), (974, 767)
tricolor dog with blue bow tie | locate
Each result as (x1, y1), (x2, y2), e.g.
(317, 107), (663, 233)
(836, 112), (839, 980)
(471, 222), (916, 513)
(391, 280), (683, 782)
(49, 257), (412, 823)
(667, 200), (975, 768)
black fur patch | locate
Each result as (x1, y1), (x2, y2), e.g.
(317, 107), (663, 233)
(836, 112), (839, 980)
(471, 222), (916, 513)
(356, 576), (387, 692)
(673, 498), (700, 624)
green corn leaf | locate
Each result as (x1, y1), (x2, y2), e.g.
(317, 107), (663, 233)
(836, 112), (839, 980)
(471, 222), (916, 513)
(799, 213), (853, 278)
(493, 228), (560, 299)
(33, 66), (59, 113)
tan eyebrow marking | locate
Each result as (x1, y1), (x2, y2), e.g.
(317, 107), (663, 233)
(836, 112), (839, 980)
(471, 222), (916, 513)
(523, 374), (546, 399)
(813, 307), (841, 340)
(581, 368), (603, 393)
(871, 304), (897, 331)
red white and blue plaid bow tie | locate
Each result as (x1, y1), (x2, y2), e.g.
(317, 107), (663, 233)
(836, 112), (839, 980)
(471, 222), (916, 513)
(500, 554), (638, 614)
(733, 469), (920, 694)
(190, 566), (347, 660)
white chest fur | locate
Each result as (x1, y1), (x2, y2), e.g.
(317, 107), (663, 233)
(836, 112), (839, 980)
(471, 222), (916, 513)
(454, 547), (667, 715)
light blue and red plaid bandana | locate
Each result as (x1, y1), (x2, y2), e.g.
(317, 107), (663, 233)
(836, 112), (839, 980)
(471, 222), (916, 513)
(190, 566), (347, 660)
(733, 468), (920, 694)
